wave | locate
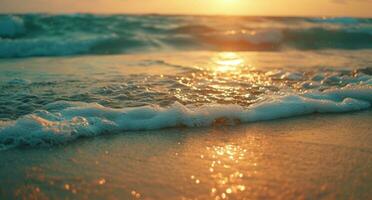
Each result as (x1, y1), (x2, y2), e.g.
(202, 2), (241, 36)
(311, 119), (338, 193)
(308, 17), (359, 24)
(0, 14), (371, 58)
(0, 15), (25, 38)
(0, 86), (371, 150)
(0, 34), (118, 58)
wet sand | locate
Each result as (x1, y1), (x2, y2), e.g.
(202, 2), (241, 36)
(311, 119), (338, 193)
(0, 110), (371, 200)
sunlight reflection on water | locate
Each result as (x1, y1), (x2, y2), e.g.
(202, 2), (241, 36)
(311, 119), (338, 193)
(212, 52), (245, 73)
(207, 144), (247, 200)
(186, 135), (264, 200)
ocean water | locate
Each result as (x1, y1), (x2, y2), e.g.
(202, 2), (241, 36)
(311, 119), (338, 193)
(0, 14), (371, 150)
(1, 14), (372, 57)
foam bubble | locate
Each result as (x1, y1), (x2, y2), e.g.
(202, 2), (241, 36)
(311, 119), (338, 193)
(0, 86), (370, 150)
(280, 72), (304, 81)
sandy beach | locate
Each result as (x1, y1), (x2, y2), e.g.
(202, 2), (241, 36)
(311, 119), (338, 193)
(1, 110), (371, 199)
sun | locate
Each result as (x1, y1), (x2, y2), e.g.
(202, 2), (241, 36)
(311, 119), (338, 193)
(221, 0), (238, 3)
(212, 0), (241, 14)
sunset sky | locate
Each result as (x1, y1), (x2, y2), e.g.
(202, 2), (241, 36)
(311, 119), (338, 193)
(0, 0), (371, 17)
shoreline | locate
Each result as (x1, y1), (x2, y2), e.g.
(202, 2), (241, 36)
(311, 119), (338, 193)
(1, 110), (371, 199)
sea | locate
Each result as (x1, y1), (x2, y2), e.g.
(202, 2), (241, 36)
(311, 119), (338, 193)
(0, 14), (371, 150)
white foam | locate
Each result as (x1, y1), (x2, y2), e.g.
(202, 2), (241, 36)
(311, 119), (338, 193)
(0, 16), (25, 37)
(0, 86), (371, 150)
(280, 72), (304, 80)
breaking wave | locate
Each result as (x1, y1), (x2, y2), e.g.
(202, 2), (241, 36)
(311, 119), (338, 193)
(0, 14), (371, 58)
(0, 15), (25, 38)
(0, 86), (371, 150)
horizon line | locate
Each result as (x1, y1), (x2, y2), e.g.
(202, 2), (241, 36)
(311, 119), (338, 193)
(0, 11), (371, 19)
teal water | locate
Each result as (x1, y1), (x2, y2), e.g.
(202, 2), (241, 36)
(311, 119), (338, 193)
(0, 14), (371, 58)
(0, 14), (371, 150)
(0, 50), (371, 150)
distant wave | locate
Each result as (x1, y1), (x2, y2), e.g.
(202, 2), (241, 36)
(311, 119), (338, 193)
(0, 86), (371, 150)
(0, 34), (118, 58)
(0, 15), (25, 38)
(0, 14), (371, 58)
(306, 17), (370, 24)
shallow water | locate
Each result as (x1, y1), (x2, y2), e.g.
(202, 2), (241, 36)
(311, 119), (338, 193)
(0, 14), (372, 150)
(0, 50), (371, 150)
(0, 111), (371, 199)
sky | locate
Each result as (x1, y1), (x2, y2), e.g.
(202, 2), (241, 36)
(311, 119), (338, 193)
(0, 0), (371, 17)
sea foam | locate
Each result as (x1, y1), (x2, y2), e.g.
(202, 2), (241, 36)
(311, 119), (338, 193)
(0, 86), (370, 150)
